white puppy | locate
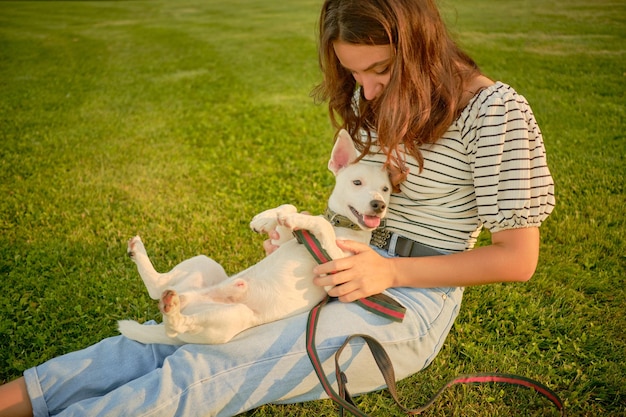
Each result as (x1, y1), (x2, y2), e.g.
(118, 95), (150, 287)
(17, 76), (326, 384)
(118, 129), (392, 344)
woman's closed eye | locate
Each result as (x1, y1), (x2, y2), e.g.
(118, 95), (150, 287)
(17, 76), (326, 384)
(374, 66), (390, 75)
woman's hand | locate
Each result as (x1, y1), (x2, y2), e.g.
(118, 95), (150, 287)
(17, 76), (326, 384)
(263, 230), (281, 256)
(312, 240), (396, 302)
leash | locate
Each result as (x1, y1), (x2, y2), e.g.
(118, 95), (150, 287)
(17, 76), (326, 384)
(294, 228), (406, 322)
(294, 228), (565, 416)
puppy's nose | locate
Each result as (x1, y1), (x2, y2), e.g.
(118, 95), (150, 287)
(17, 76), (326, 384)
(370, 199), (386, 213)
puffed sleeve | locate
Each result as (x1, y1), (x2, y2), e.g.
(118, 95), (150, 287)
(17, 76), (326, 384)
(464, 84), (555, 233)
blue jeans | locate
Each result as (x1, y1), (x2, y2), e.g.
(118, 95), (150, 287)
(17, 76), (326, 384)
(24, 249), (463, 417)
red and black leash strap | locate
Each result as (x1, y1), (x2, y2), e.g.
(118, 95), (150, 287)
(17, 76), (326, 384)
(307, 296), (565, 416)
(423, 373), (565, 414)
(294, 229), (406, 322)
(296, 228), (566, 416)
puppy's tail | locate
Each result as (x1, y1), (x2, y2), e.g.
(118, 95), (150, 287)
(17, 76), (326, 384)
(118, 320), (184, 345)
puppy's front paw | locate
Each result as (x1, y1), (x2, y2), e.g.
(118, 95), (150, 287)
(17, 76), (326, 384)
(250, 215), (277, 234)
(277, 212), (302, 231)
(278, 212), (319, 231)
(250, 204), (297, 233)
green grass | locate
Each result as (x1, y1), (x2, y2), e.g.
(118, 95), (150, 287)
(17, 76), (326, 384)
(0, 0), (624, 415)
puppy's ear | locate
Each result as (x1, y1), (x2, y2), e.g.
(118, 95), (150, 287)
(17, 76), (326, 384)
(328, 129), (359, 175)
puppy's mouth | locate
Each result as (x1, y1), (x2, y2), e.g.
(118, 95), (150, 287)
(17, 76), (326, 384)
(350, 206), (382, 229)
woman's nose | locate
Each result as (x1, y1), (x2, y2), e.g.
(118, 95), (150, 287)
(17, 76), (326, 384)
(359, 75), (382, 100)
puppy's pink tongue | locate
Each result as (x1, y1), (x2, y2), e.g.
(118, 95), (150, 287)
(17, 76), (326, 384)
(363, 215), (381, 228)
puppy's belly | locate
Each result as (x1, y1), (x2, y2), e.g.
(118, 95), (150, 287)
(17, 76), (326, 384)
(232, 246), (325, 321)
(172, 241), (323, 321)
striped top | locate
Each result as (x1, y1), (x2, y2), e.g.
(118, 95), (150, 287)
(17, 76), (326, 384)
(360, 82), (555, 253)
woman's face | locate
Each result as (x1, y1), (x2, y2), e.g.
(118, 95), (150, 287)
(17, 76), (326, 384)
(333, 41), (393, 100)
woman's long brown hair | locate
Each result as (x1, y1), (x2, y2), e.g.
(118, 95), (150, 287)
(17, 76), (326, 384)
(312, 0), (480, 185)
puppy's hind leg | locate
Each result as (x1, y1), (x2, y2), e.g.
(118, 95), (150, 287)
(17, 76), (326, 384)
(127, 236), (167, 299)
(160, 288), (259, 344)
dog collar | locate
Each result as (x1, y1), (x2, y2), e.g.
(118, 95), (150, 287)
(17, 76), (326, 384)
(323, 207), (364, 231)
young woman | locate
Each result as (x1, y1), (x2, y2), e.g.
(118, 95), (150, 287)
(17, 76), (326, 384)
(0, 0), (554, 416)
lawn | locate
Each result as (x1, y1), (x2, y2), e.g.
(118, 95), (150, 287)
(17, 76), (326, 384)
(0, 0), (624, 416)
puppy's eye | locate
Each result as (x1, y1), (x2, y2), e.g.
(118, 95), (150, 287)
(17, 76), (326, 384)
(383, 186), (389, 192)
(353, 180), (362, 186)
